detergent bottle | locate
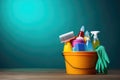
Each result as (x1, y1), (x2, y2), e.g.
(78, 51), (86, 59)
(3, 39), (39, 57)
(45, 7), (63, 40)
(85, 31), (93, 51)
(91, 31), (100, 50)
(72, 26), (85, 51)
(72, 36), (85, 51)
(78, 25), (85, 37)
(63, 42), (72, 52)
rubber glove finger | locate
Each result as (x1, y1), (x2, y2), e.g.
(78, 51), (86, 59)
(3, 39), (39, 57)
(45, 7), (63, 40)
(101, 57), (107, 73)
(101, 46), (110, 63)
(95, 47), (102, 73)
(96, 50), (101, 70)
(102, 58), (108, 74)
(101, 61), (105, 73)
(104, 52), (110, 63)
(96, 59), (100, 70)
(105, 62), (109, 68)
(99, 46), (108, 61)
(100, 47), (109, 67)
(99, 49), (107, 68)
(101, 60), (104, 73)
(100, 58), (104, 73)
(99, 60), (102, 73)
(100, 61), (104, 73)
(100, 57), (105, 74)
(101, 56), (107, 68)
(98, 52), (103, 73)
(96, 60), (99, 70)
(96, 60), (100, 73)
(102, 52), (109, 64)
(98, 60), (102, 73)
(98, 63), (100, 73)
(102, 68), (105, 74)
(96, 58), (100, 71)
(102, 49), (109, 63)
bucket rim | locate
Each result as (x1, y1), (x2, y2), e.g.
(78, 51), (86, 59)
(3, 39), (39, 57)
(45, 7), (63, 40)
(63, 51), (97, 56)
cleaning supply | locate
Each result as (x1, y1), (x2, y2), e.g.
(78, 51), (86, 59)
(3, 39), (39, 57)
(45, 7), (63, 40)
(85, 31), (93, 51)
(95, 45), (110, 74)
(59, 26), (110, 75)
(84, 31), (90, 42)
(59, 31), (75, 52)
(72, 36), (85, 51)
(72, 36), (84, 47)
(59, 31), (75, 43)
(63, 42), (72, 52)
(78, 26), (85, 37)
(91, 31), (100, 49)
(74, 43), (85, 51)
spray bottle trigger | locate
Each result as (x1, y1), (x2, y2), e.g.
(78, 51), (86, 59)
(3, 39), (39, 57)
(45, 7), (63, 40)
(91, 34), (93, 37)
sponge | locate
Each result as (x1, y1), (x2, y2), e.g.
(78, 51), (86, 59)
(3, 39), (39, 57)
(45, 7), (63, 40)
(59, 31), (75, 43)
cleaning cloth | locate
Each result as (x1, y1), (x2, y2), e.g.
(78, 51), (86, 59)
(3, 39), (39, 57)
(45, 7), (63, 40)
(95, 45), (110, 74)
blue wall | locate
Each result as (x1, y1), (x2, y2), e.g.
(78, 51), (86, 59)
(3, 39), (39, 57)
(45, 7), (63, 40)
(0, 0), (120, 69)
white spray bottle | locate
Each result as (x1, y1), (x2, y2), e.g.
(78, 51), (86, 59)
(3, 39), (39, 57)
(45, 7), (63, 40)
(91, 31), (100, 49)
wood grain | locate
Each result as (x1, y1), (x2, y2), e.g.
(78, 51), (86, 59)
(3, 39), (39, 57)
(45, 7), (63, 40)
(0, 69), (120, 80)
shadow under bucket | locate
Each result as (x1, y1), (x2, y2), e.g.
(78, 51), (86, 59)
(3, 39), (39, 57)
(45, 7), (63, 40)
(63, 51), (98, 75)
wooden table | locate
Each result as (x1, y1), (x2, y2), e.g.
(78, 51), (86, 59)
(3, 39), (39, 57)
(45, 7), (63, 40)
(0, 69), (120, 80)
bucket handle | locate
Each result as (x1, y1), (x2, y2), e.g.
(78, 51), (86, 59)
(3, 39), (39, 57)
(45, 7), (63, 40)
(62, 54), (94, 69)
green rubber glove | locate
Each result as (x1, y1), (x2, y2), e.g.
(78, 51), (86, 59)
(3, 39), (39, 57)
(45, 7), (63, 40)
(97, 50), (105, 73)
(101, 46), (110, 64)
(95, 45), (110, 74)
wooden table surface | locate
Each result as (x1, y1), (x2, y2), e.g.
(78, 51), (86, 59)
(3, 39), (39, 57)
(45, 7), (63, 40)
(0, 69), (120, 80)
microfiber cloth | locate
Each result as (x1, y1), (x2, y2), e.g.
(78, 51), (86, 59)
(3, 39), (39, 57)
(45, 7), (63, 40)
(95, 45), (110, 74)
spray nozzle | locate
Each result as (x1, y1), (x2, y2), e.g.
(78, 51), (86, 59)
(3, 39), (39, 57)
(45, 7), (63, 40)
(91, 31), (100, 39)
(85, 31), (90, 37)
(85, 31), (90, 40)
(80, 25), (85, 32)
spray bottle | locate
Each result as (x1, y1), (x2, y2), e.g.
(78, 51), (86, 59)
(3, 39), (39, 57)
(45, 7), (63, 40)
(63, 42), (72, 52)
(84, 31), (89, 42)
(85, 31), (93, 51)
(72, 26), (85, 51)
(78, 25), (85, 37)
(91, 31), (100, 49)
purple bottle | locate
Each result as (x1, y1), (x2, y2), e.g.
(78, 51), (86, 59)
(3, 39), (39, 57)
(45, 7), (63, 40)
(72, 36), (85, 51)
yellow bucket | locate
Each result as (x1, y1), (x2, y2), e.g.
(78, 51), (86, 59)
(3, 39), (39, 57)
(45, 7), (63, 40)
(63, 51), (98, 74)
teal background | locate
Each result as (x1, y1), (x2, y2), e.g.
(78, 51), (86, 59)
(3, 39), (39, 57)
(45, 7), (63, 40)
(0, 0), (120, 69)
